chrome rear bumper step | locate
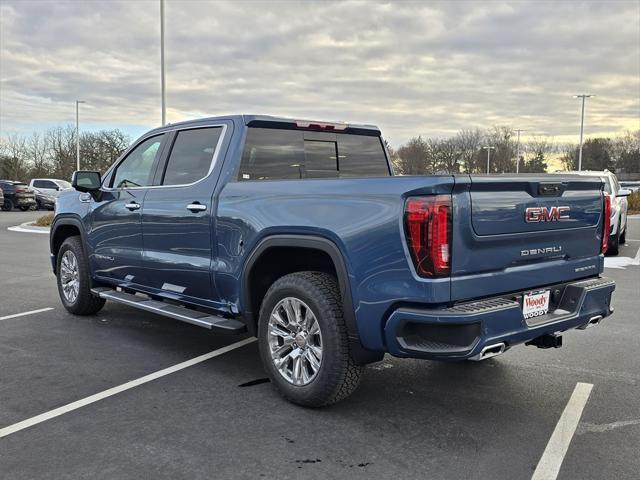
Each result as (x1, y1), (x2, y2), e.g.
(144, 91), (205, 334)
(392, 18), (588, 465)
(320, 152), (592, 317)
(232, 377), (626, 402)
(91, 287), (245, 333)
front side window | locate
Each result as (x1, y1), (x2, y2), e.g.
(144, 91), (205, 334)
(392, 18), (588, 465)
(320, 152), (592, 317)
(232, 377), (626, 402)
(162, 127), (223, 185)
(111, 135), (164, 188)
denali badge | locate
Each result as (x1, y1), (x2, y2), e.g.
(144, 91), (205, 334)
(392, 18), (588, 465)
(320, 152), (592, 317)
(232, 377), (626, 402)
(525, 206), (570, 223)
(521, 246), (562, 256)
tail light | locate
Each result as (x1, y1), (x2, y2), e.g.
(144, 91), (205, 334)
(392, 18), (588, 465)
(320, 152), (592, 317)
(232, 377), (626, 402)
(601, 193), (611, 254)
(15, 186), (26, 193)
(404, 195), (452, 277)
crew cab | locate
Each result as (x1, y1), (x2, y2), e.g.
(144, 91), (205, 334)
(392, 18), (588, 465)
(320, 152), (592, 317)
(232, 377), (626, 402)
(50, 115), (616, 406)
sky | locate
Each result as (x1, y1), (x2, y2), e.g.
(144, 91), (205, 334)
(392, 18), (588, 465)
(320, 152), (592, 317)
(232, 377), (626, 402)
(1, 0), (639, 147)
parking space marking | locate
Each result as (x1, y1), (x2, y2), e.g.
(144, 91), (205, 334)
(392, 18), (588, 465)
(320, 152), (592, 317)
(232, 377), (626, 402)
(0, 307), (54, 322)
(531, 382), (593, 480)
(0, 337), (257, 438)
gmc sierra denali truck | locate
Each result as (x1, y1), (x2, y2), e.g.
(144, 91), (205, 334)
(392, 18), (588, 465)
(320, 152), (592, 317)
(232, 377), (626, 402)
(51, 115), (615, 407)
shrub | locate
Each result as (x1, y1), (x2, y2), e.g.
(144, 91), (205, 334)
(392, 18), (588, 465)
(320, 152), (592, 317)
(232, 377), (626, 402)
(628, 191), (640, 214)
(35, 213), (54, 227)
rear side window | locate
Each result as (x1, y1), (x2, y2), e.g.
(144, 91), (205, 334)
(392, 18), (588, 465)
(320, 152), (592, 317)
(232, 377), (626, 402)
(239, 128), (389, 180)
(33, 180), (55, 188)
(162, 127), (223, 185)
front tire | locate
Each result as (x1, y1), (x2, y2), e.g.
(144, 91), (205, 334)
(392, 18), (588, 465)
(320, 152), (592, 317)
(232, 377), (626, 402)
(56, 236), (105, 315)
(2, 199), (14, 211)
(258, 272), (362, 407)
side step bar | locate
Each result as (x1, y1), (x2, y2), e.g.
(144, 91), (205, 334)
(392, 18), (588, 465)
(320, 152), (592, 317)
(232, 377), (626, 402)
(91, 287), (246, 334)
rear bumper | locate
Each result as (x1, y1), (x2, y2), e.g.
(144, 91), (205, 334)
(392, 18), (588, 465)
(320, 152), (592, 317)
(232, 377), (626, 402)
(384, 276), (615, 360)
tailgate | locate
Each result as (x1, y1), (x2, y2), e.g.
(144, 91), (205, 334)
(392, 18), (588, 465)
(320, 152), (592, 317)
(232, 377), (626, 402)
(451, 175), (605, 301)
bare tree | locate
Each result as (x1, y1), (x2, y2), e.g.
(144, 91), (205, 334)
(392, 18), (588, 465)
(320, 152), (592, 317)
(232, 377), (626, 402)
(393, 136), (429, 175)
(0, 135), (29, 180)
(522, 135), (554, 173)
(455, 129), (483, 173)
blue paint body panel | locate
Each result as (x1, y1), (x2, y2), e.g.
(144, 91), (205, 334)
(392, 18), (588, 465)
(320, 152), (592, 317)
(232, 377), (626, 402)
(51, 114), (616, 362)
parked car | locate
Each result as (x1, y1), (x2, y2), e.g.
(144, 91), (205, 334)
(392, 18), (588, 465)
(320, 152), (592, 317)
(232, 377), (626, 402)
(35, 190), (56, 210)
(553, 170), (631, 254)
(0, 180), (37, 211)
(29, 178), (72, 197)
(619, 181), (640, 193)
(51, 115), (616, 406)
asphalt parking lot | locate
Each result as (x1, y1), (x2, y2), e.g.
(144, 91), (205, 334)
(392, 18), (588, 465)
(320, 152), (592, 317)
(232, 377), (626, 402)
(0, 210), (639, 480)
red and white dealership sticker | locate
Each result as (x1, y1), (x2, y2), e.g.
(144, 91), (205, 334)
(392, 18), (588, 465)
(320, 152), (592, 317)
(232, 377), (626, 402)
(522, 290), (551, 319)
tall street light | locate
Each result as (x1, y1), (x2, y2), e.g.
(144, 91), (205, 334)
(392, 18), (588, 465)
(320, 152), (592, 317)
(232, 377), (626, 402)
(75, 100), (86, 171)
(515, 129), (525, 174)
(160, 0), (166, 125)
(574, 94), (595, 171)
(483, 146), (495, 174)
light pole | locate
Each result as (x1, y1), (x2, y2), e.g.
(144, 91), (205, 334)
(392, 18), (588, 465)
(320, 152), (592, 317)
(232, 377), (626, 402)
(574, 94), (594, 171)
(483, 146), (495, 174)
(515, 129), (525, 174)
(160, 0), (166, 125)
(75, 100), (86, 171)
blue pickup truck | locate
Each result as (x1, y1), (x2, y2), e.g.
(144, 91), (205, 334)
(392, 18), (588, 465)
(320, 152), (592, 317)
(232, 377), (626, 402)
(51, 115), (615, 406)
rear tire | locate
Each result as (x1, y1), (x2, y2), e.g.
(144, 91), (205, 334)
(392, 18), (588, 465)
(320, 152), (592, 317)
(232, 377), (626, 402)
(258, 271), (362, 407)
(620, 226), (626, 245)
(2, 199), (14, 211)
(607, 225), (620, 256)
(56, 236), (105, 315)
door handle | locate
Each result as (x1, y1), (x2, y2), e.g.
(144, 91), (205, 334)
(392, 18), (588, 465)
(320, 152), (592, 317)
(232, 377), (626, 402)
(125, 202), (140, 211)
(187, 203), (207, 212)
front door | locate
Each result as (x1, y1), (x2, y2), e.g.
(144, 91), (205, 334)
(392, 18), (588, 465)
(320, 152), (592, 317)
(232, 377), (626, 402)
(89, 134), (166, 284)
(139, 125), (226, 308)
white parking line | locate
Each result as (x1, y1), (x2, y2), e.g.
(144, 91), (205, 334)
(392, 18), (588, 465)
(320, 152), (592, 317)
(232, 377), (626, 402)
(0, 307), (54, 321)
(0, 336), (257, 438)
(531, 382), (594, 480)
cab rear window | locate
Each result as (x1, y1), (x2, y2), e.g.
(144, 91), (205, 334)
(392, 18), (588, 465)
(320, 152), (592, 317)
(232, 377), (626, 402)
(239, 128), (389, 180)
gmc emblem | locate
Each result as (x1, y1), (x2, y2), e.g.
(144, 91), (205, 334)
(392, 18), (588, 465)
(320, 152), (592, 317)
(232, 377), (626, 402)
(525, 206), (570, 223)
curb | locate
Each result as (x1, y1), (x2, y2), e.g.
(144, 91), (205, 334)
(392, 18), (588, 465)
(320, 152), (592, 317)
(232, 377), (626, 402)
(7, 221), (51, 235)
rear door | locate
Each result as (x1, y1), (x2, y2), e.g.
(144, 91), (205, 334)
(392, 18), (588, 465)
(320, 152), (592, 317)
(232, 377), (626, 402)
(139, 123), (229, 309)
(450, 175), (604, 301)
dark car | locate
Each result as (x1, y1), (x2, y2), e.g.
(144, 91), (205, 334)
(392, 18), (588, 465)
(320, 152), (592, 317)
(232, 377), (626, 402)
(0, 180), (37, 211)
(50, 114), (615, 406)
(35, 190), (56, 210)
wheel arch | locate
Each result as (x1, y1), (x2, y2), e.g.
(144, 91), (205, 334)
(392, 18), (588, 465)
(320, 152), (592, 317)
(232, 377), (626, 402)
(50, 215), (88, 275)
(241, 234), (382, 365)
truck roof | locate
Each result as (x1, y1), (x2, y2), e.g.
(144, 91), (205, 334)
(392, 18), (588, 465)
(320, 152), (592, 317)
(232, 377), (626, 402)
(147, 114), (381, 136)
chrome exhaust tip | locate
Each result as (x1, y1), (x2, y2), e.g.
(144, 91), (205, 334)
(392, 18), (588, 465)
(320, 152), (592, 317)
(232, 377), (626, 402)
(469, 342), (506, 361)
(578, 315), (603, 330)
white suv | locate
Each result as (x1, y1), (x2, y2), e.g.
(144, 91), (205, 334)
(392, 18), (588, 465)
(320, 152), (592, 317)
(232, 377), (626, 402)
(29, 178), (72, 198)
(555, 170), (631, 255)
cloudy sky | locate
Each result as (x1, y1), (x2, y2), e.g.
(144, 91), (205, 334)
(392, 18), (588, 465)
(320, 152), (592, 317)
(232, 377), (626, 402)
(1, 0), (639, 147)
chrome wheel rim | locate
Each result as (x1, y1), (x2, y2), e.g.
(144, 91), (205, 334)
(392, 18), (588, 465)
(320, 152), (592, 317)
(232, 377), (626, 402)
(60, 250), (80, 303)
(268, 297), (323, 386)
